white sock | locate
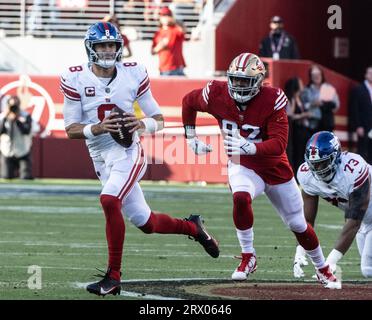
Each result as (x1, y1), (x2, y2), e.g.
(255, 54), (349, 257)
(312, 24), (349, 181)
(306, 245), (327, 269)
(236, 228), (254, 253)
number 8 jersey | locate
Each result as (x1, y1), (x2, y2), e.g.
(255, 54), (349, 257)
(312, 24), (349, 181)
(61, 62), (161, 159)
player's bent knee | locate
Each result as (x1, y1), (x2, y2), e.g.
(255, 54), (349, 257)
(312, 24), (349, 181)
(361, 266), (372, 278)
(233, 192), (252, 208)
(100, 194), (120, 211)
(138, 212), (156, 234)
(124, 202), (151, 227)
(285, 214), (307, 233)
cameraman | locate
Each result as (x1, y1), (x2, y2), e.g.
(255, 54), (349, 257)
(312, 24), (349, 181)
(0, 95), (34, 179)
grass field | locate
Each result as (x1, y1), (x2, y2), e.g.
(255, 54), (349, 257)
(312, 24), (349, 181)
(0, 179), (367, 300)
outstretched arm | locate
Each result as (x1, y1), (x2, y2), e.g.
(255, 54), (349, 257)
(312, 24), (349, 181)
(302, 190), (319, 227)
(327, 177), (370, 268)
(335, 178), (370, 254)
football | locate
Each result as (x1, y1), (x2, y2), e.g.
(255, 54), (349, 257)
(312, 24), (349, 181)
(109, 106), (134, 148)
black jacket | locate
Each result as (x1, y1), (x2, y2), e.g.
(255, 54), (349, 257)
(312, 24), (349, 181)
(349, 82), (372, 131)
(0, 112), (32, 135)
(259, 31), (300, 60)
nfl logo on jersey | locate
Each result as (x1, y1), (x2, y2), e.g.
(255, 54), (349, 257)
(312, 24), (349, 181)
(85, 87), (95, 97)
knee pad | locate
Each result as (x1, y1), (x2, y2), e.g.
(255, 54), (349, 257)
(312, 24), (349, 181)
(124, 201), (151, 227)
(285, 213), (307, 233)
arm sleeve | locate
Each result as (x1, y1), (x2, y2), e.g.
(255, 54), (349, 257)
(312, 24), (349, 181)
(137, 88), (162, 117)
(255, 107), (289, 156)
(60, 71), (83, 127)
(135, 64), (161, 117)
(182, 81), (212, 125)
(63, 97), (83, 127)
(136, 65), (151, 99)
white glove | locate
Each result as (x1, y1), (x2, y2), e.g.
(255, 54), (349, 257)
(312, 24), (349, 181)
(223, 131), (257, 155)
(326, 249), (343, 274)
(293, 245), (308, 278)
(186, 137), (213, 155)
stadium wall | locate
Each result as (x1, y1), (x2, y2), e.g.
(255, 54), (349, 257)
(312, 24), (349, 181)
(215, 0), (352, 76)
(0, 60), (356, 182)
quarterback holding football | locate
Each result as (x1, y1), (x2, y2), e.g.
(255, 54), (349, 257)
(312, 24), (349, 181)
(182, 53), (340, 289)
(61, 22), (219, 297)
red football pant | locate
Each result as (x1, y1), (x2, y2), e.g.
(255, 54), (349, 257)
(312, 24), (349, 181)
(139, 212), (197, 237)
(100, 194), (124, 281)
(233, 192), (254, 230)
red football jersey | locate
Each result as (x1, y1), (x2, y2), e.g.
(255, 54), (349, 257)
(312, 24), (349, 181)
(182, 80), (293, 184)
(151, 25), (186, 72)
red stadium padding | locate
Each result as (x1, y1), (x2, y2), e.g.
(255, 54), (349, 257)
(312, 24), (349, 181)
(0, 60), (356, 182)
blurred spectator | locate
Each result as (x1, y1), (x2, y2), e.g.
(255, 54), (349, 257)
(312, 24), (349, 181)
(149, 1), (175, 22)
(103, 14), (132, 58)
(284, 77), (311, 175)
(151, 6), (186, 76)
(349, 66), (372, 163)
(301, 65), (340, 134)
(0, 96), (34, 179)
(259, 16), (300, 60)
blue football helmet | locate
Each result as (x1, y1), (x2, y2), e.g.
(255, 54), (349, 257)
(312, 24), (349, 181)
(84, 22), (123, 69)
(305, 131), (341, 182)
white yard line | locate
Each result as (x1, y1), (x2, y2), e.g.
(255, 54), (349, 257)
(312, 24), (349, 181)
(3, 265), (366, 274)
(318, 224), (343, 230)
(0, 240), (336, 250)
(0, 205), (101, 214)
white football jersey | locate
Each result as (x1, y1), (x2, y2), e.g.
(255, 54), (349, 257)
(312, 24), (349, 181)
(297, 152), (372, 230)
(61, 62), (160, 159)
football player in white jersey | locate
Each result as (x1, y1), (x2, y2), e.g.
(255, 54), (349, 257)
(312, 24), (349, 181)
(61, 22), (219, 297)
(294, 131), (372, 279)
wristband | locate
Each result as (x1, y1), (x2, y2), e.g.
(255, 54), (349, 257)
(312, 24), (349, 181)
(83, 123), (95, 139)
(141, 117), (158, 133)
(184, 124), (196, 139)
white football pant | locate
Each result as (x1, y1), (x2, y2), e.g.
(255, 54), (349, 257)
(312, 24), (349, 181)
(93, 142), (151, 228)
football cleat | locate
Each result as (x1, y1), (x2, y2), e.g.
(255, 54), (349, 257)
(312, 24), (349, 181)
(316, 265), (342, 289)
(186, 214), (220, 258)
(86, 268), (121, 296)
(232, 252), (257, 280)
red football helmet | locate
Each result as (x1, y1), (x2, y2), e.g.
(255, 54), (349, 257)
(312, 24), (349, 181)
(227, 53), (266, 103)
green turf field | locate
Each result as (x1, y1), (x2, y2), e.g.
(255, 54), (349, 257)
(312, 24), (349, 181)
(0, 179), (367, 299)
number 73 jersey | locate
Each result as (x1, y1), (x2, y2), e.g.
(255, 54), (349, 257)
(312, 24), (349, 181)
(297, 152), (371, 211)
(182, 80), (293, 184)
